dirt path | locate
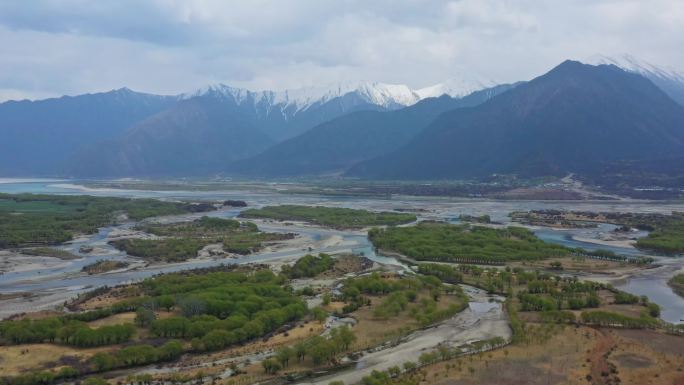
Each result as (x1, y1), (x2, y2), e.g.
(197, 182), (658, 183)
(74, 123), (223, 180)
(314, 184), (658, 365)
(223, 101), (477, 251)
(587, 328), (617, 385)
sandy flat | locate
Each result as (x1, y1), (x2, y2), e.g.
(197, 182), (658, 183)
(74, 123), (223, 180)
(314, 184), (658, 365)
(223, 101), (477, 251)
(573, 235), (637, 249)
(0, 250), (72, 274)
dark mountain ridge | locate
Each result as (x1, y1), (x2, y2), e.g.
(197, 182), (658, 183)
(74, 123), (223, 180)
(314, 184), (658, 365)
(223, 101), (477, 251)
(347, 61), (684, 180)
(228, 84), (517, 176)
(0, 88), (177, 175)
(68, 95), (275, 177)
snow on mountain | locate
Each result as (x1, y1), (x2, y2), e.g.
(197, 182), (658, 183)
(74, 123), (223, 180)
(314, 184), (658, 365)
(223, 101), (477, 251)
(584, 54), (684, 105)
(271, 81), (421, 110)
(184, 82), (421, 112)
(416, 76), (498, 99)
(586, 54), (684, 82)
(184, 77), (497, 114)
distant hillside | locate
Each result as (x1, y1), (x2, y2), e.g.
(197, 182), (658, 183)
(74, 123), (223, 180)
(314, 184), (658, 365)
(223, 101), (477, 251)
(0, 88), (176, 176)
(68, 96), (275, 177)
(229, 84), (516, 176)
(4, 79), (502, 177)
(64, 88), (397, 177)
(348, 61), (684, 180)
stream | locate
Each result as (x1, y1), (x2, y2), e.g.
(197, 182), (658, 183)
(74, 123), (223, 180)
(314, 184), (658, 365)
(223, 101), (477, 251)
(1, 179), (684, 323)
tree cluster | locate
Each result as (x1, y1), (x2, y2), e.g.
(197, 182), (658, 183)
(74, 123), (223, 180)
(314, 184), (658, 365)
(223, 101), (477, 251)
(240, 205), (416, 229)
(281, 253), (334, 278)
(369, 222), (570, 264)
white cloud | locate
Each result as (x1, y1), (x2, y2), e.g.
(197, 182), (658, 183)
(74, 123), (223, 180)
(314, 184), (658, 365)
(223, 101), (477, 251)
(0, 0), (682, 101)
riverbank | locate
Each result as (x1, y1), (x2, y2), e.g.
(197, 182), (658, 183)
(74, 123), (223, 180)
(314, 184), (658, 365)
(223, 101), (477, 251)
(298, 287), (510, 385)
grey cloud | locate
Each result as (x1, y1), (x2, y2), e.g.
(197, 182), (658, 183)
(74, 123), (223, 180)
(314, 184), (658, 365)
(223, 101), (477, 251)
(0, 0), (682, 101)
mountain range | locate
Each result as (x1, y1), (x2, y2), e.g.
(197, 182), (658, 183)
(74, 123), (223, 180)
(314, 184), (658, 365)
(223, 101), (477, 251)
(228, 84), (516, 176)
(0, 88), (176, 176)
(347, 60), (684, 179)
(0, 78), (496, 177)
(1, 54), (683, 182)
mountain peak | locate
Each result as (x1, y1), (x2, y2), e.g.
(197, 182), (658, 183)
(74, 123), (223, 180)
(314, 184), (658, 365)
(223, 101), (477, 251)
(347, 58), (684, 180)
(584, 53), (684, 81)
(416, 74), (498, 99)
(184, 81), (423, 111)
(114, 87), (134, 93)
(183, 75), (497, 114)
(583, 53), (684, 106)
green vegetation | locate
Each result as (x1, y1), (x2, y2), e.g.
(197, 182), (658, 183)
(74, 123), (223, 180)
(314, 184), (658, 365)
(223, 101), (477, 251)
(636, 216), (684, 254)
(0, 267), (310, 384)
(0, 268), (306, 369)
(341, 272), (467, 326)
(539, 310), (576, 324)
(668, 273), (684, 298)
(239, 205), (416, 229)
(518, 276), (602, 311)
(88, 340), (184, 372)
(506, 298), (526, 344)
(267, 326), (356, 372)
(82, 260), (129, 274)
(0, 318), (135, 347)
(574, 247), (653, 264)
(139, 270), (307, 349)
(445, 263), (663, 337)
(281, 253), (334, 278)
(369, 222), (570, 264)
(497, 268), (662, 328)
(112, 216), (293, 262)
(0, 193), (214, 248)
(110, 238), (207, 262)
(580, 310), (658, 328)
(139, 216), (244, 236)
(416, 263), (463, 284)
(0, 366), (81, 385)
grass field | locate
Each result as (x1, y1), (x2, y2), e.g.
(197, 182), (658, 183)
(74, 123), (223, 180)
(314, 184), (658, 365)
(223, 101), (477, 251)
(0, 344), (110, 376)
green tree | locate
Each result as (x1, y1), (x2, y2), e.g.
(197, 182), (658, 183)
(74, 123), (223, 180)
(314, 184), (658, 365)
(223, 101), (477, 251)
(294, 341), (307, 361)
(276, 346), (294, 367)
(135, 307), (156, 328)
(262, 358), (282, 374)
(312, 307), (328, 323)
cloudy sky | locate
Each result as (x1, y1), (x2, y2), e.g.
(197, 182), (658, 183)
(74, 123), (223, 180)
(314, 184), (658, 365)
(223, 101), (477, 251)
(1, 0), (683, 101)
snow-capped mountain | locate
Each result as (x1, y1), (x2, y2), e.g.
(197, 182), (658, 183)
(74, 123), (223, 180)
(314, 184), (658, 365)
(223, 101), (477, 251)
(183, 77), (497, 116)
(183, 82), (421, 112)
(416, 76), (498, 99)
(585, 54), (684, 105)
(2, 73), (503, 177)
(173, 79), (499, 142)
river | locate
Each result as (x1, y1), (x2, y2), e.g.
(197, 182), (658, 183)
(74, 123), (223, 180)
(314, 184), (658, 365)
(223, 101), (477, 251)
(1, 179), (684, 322)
